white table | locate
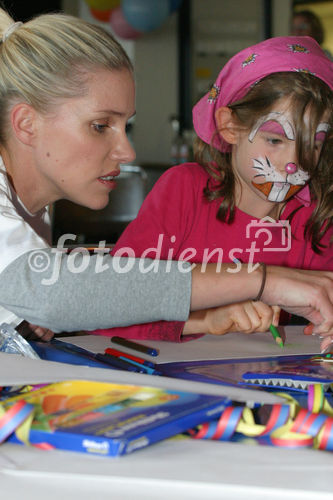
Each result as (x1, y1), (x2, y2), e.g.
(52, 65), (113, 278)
(1, 326), (332, 500)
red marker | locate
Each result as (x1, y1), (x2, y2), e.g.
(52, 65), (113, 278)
(104, 348), (156, 368)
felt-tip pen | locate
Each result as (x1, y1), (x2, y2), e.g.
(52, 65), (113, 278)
(111, 336), (159, 357)
(95, 353), (145, 373)
(105, 348), (156, 368)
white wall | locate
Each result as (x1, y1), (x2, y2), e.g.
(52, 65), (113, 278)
(133, 14), (178, 165)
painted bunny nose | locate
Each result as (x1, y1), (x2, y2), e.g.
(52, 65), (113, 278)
(285, 162), (297, 174)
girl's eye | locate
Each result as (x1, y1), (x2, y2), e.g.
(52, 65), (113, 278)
(266, 137), (283, 145)
(92, 123), (108, 133)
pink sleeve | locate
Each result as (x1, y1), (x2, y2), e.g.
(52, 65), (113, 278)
(90, 165), (202, 342)
(90, 322), (202, 343)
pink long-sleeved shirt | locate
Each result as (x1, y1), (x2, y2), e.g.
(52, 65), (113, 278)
(91, 163), (333, 341)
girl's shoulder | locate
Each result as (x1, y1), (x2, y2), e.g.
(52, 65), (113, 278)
(160, 162), (210, 185)
(283, 194), (317, 219)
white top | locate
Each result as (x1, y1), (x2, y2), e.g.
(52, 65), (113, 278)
(0, 157), (190, 332)
(0, 156), (51, 325)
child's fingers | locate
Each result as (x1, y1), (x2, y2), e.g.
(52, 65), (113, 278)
(250, 301), (275, 332)
(234, 302), (264, 333)
(271, 306), (281, 326)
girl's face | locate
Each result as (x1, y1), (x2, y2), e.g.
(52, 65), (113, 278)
(231, 98), (328, 214)
(31, 67), (136, 211)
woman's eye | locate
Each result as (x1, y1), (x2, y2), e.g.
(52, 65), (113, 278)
(92, 123), (108, 133)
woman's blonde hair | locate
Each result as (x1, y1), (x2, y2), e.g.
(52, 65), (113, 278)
(0, 8), (133, 142)
(194, 71), (333, 253)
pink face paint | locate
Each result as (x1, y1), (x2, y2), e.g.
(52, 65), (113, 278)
(285, 162), (297, 174)
(315, 122), (329, 144)
(248, 112), (295, 143)
(257, 121), (287, 136)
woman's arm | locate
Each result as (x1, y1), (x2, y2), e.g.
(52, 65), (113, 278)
(191, 263), (333, 335)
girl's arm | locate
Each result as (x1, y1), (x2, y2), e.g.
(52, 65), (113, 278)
(183, 302), (280, 336)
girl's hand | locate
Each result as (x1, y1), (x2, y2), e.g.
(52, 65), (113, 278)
(183, 301), (280, 336)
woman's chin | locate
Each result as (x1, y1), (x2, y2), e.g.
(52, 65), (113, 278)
(80, 196), (110, 211)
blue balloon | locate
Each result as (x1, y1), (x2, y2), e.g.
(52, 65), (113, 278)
(122, 0), (170, 32)
(169, 0), (183, 13)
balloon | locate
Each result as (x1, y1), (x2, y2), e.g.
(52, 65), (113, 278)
(169, 0), (183, 13)
(122, 0), (170, 32)
(85, 0), (120, 10)
(90, 7), (112, 22)
(109, 7), (142, 40)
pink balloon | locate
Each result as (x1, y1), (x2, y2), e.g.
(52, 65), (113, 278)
(109, 7), (142, 40)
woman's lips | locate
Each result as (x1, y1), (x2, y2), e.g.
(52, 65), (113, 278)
(98, 171), (120, 189)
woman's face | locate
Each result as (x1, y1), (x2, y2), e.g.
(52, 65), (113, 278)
(32, 67), (136, 210)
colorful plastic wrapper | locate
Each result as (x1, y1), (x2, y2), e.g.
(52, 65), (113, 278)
(0, 323), (40, 359)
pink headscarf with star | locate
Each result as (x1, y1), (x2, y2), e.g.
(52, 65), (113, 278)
(192, 36), (333, 154)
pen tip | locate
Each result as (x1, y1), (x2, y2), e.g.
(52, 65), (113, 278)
(276, 336), (284, 348)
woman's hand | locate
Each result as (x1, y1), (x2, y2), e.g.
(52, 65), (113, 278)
(262, 267), (333, 335)
(183, 301), (280, 336)
(304, 322), (333, 353)
(16, 321), (54, 341)
(27, 323), (54, 341)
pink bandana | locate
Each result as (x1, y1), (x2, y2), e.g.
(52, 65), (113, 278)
(192, 36), (333, 154)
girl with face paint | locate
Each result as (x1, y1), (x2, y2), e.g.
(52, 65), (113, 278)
(93, 37), (333, 352)
(4, 12), (333, 346)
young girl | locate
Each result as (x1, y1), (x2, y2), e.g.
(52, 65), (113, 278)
(93, 36), (333, 350)
(0, 11), (331, 344)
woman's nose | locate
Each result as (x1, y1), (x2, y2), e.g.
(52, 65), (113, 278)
(111, 134), (136, 164)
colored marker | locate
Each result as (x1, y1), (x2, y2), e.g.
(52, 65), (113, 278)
(269, 324), (284, 348)
(111, 336), (159, 357)
(104, 348), (156, 368)
(95, 353), (145, 373)
(109, 354), (156, 375)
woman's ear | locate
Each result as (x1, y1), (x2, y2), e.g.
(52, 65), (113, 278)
(215, 106), (239, 145)
(10, 103), (37, 146)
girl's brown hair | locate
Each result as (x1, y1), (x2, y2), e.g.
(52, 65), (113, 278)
(194, 71), (333, 253)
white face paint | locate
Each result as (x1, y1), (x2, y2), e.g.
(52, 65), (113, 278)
(247, 112), (328, 203)
(232, 97), (329, 215)
(248, 112), (296, 143)
(252, 155), (309, 202)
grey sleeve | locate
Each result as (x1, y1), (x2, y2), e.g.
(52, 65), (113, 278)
(0, 249), (192, 332)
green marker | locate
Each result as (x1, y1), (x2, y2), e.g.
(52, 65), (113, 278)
(269, 324), (284, 348)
